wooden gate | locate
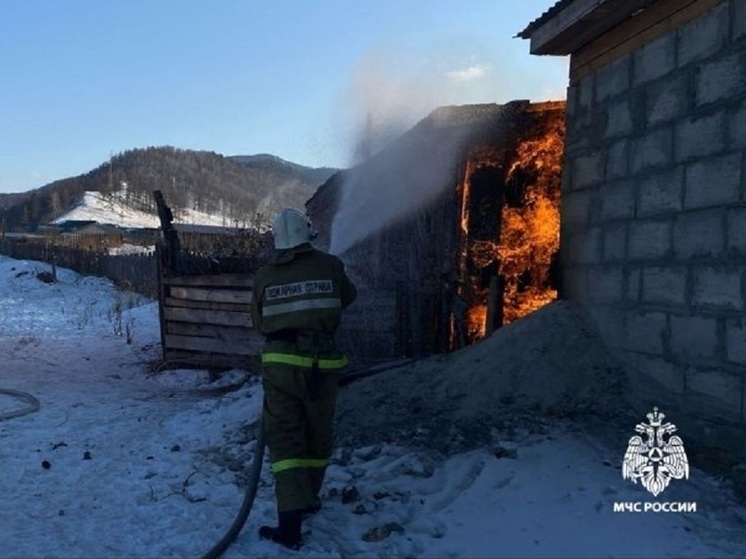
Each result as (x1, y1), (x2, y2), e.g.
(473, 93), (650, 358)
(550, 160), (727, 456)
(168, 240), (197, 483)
(158, 271), (264, 369)
(158, 275), (400, 369)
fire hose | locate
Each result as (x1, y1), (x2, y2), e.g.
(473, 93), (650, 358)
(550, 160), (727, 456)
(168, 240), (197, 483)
(0, 388), (41, 421)
(200, 423), (266, 559)
(199, 358), (415, 559)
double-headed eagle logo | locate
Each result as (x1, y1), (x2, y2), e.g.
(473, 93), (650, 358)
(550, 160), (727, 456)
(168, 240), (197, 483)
(622, 407), (689, 496)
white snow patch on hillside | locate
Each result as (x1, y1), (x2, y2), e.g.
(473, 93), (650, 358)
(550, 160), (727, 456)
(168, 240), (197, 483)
(51, 190), (233, 229)
(52, 191), (161, 228)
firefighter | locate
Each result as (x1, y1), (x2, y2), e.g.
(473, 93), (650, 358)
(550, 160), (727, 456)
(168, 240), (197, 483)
(251, 207), (357, 549)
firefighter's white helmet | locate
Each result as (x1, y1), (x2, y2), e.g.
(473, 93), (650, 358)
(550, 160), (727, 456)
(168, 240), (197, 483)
(272, 208), (314, 249)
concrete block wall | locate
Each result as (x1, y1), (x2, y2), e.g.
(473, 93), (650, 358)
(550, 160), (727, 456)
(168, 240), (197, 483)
(562, 0), (746, 447)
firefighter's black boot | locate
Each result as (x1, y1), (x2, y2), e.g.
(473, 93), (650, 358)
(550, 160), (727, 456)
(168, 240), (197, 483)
(259, 510), (302, 550)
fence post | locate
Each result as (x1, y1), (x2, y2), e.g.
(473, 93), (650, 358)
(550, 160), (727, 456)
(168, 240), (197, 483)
(155, 244), (168, 362)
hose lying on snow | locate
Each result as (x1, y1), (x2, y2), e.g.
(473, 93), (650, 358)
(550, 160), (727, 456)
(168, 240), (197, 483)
(200, 358), (413, 558)
(200, 423), (266, 559)
(0, 388), (41, 421)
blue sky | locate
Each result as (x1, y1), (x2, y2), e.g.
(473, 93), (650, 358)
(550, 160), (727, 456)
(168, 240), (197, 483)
(0, 0), (568, 194)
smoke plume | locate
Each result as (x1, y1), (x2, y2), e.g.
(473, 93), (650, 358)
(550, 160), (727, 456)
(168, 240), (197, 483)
(330, 108), (480, 255)
(329, 48), (499, 254)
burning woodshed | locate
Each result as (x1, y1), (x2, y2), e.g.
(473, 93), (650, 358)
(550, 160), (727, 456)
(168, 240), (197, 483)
(307, 100), (565, 361)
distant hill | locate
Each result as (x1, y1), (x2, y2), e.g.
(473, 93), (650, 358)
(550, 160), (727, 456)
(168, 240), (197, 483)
(229, 153), (338, 187)
(0, 147), (339, 232)
(0, 192), (26, 212)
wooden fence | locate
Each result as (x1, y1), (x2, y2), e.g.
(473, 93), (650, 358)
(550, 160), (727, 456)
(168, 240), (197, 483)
(158, 271), (264, 369)
(158, 270), (400, 369)
(0, 236), (403, 369)
(0, 239), (158, 297)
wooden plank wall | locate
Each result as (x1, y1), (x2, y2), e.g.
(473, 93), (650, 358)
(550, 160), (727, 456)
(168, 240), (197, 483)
(161, 273), (264, 368)
(159, 272), (400, 369)
(336, 289), (400, 364)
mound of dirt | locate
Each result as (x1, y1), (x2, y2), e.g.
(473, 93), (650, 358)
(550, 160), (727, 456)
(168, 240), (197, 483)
(334, 300), (628, 454)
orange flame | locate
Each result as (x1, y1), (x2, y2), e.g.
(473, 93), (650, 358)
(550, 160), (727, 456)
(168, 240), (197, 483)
(466, 304), (487, 341)
(459, 113), (564, 341)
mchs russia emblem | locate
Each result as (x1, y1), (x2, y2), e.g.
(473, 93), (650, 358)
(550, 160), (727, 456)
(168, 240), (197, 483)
(622, 407), (689, 496)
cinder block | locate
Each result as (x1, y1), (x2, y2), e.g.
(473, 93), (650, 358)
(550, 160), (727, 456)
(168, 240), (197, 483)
(692, 267), (743, 310)
(642, 267), (688, 306)
(695, 54), (746, 107)
(727, 207), (746, 256)
(566, 84), (578, 118)
(578, 74), (594, 110)
(572, 151), (605, 189)
(586, 267), (624, 302)
(627, 267), (642, 302)
(559, 268), (585, 301)
(562, 190), (592, 230)
(638, 355), (684, 394)
(630, 128), (673, 175)
(565, 125), (590, 152)
(670, 314), (719, 360)
(564, 228), (602, 265)
(685, 368), (743, 422)
(599, 180), (635, 221)
(728, 101), (746, 150)
(583, 227), (604, 265)
(638, 167), (684, 217)
(605, 99), (634, 138)
(628, 219), (672, 260)
(734, 0), (746, 40)
(675, 112), (726, 162)
(561, 160), (573, 190)
(624, 310), (668, 355)
(684, 153), (742, 209)
(570, 111), (594, 142)
(606, 140), (630, 180)
(677, 2), (729, 67)
(595, 55), (631, 103)
(634, 34), (677, 85)
(603, 223), (627, 261)
(646, 74), (688, 126)
(726, 318), (746, 364)
(673, 209), (726, 259)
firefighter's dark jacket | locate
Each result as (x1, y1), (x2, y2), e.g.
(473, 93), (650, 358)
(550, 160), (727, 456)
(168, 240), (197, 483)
(251, 243), (357, 342)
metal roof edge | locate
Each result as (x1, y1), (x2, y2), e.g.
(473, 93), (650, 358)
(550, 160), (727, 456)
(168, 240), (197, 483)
(518, 0), (657, 55)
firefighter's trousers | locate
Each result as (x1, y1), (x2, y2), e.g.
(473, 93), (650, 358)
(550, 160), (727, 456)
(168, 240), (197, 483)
(261, 349), (345, 513)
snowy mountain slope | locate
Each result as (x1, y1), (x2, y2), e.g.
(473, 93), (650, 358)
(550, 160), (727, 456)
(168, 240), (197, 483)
(1, 147), (337, 232)
(51, 191), (161, 228)
(50, 190), (232, 228)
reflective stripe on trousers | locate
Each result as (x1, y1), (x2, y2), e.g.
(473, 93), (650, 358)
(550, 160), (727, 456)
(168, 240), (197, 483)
(271, 457), (329, 474)
(261, 352), (348, 369)
(262, 358), (339, 511)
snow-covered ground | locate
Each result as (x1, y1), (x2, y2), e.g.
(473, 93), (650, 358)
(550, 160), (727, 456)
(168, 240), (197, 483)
(51, 189), (234, 229)
(1, 254), (745, 559)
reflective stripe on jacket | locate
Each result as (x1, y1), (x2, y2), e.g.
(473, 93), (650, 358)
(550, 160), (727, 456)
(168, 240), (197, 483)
(251, 244), (357, 336)
(262, 294), (342, 318)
